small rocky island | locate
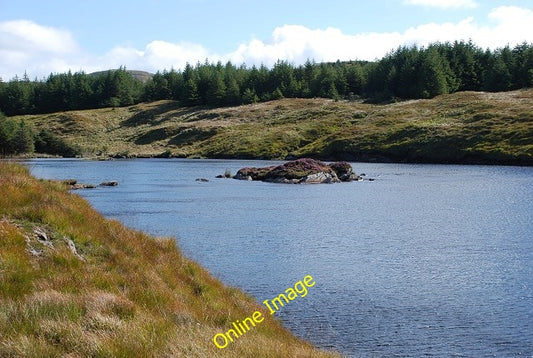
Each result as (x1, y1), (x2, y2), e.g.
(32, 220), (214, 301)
(234, 158), (362, 184)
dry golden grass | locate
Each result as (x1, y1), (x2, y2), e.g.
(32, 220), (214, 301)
(0, 162), (339, 357)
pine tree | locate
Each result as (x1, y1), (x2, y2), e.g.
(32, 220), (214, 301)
(72, 72), (93, 109)
(418, 47), (451, 98)
(345, 63), (365, 95)
(511, 42), (533, 88)
(303, 59), (318, 97)
(448, 41), (481, 91)
(485, 56), (512, 91)
(328, 83), (340, 101)
(14, 120), (34, 154)
(152, 72), (171, 100)
(166, 69), (184, 100)
(185, 78), (200, 105)
(207, 72), (226, 105)
(225, 77), (241, 105)
(242, 88), (259, 104)
(0, 112), (11, 155)
(270, 87), (284, 100)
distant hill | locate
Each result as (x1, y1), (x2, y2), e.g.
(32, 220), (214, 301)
(89, 69), (153, 82)
(15, 89), (533, 165)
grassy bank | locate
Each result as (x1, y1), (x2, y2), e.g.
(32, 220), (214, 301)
(0, 162), (338, 357)
(14, 89), (533, 165)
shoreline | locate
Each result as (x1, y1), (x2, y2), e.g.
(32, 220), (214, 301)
(4, 151), (533, 169)
(0, 161), (340, 357)
(16, 155), (533, 168)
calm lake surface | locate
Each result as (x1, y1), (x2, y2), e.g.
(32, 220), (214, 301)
(27, 159), (533, 357)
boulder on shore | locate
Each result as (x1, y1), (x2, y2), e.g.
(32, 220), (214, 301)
(234, 158), (361, 184)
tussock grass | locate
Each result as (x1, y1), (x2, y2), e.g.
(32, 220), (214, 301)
(15, 89), (533, 164)
(0, 162), (339, 357)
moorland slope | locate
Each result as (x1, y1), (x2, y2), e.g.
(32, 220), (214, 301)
(16, 89), (533, 165)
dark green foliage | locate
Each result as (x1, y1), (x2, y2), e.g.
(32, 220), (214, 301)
(364, 42), (532, 100)
(0, 77), (34, 115)
(0, 114), (35, 155)
(0, 112), (79, 156)
(1, 42), (532, 116)
(34, 129), (81, 157)
(242, 88), (259, 104)
(0, 112), (14, 155)
(0, 68), (143, 116)
(13, 120), (34, 154)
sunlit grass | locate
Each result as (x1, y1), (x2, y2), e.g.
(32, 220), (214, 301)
(0, 162), (338, 357)
(13, 88), (532, 164)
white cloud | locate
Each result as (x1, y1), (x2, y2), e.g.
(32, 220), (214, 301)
(403, 0), (478, 9)
(95, 41), (211, 74)
(482, 6), (533, 48)
(1, 6), (532, 80)
(226, 6), (533, 67)
(0, 20), (84, 80)
(225, 25), (404, 66)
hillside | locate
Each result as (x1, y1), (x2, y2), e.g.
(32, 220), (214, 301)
(0, 162), (338, 357)
(88, 69), (153, 83)
(16, 89), (533, 165)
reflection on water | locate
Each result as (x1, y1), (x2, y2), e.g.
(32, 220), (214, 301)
(28, 159), (533, 357)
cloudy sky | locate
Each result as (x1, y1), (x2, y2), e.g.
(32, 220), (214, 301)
(1, 0), (532, 80)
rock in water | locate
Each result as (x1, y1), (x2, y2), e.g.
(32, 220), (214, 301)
(233, 166), (276, 181)
(234, 158), (360, 184)
(100, 181), (119, 186)
(329, 161), (362, 182)
(70, 183), (96, 190)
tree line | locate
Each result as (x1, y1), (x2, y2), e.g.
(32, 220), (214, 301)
(1, 41), (532, 117)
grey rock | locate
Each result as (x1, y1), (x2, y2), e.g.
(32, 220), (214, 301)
(27, 247), (42, 256)
(34, 227), (53, 248)
(100, 181), (119, 186)
(34, 227), (48, 241)
(301, 172), (341, 184)
(71, 183), (96, 190)
(65, 237), (85, 261)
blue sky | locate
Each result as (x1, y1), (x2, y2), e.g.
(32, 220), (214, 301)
(1, 0), (532, 79)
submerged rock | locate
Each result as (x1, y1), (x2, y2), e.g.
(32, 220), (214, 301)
(71, 183), (96, 190)
(100, 181), (119, 187)
(215, 169), (233, 179)
(234, 158), (361, 184)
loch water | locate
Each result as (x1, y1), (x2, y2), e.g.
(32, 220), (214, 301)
(27, 159), (533, 357)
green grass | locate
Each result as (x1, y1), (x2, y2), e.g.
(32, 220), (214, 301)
(14, 89), (533, 165)
(0, 162), (339, 357)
